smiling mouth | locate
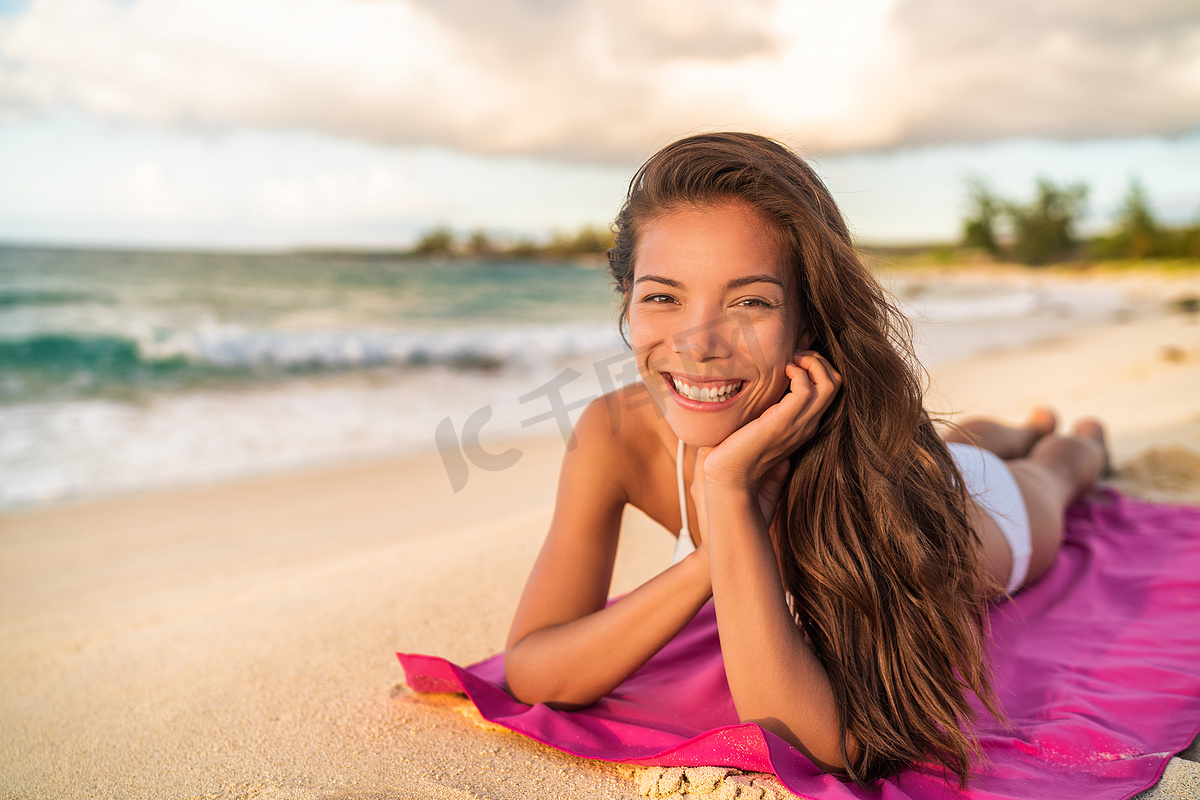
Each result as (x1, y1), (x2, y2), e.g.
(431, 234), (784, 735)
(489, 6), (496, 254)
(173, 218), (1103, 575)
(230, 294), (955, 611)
(665, 374), (746, 403)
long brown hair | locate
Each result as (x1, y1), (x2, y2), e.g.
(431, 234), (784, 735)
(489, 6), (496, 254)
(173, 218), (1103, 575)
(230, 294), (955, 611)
(608, 132), (999, 786)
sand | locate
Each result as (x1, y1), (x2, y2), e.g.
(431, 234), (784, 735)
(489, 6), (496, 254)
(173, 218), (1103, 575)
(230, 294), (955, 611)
(2, 270), (1198, 800)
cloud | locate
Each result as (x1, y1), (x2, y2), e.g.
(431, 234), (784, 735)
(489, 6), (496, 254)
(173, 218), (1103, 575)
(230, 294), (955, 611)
(1, 0), (1197, 163)
(870, 0), (1200, 146)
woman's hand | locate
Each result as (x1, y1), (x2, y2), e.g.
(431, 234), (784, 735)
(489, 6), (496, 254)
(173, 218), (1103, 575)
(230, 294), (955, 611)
(691, 448), (789, 543)
(703, 350), (843, 491)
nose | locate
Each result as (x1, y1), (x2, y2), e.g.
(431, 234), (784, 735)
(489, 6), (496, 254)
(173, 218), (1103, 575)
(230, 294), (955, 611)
(670, 308), (735, 365)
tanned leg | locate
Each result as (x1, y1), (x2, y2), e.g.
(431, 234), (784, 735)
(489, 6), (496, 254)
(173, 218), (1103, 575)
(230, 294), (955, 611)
(942, 407), (1058, 459)
(1006, 419), (1109, 586)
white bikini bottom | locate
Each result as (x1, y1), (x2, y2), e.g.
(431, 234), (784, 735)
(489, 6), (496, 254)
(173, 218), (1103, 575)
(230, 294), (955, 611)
(947, 442), (1033, 594)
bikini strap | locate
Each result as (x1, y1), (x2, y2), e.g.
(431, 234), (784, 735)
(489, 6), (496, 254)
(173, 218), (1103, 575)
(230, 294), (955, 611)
(672, 439), (698, 564)
(676, 439), (691, 539)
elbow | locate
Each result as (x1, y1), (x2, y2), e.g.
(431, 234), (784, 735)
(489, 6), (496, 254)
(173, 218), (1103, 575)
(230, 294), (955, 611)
(502, 643), (542, 705)
(503, 644), (596, 709)
(745, 715), (857, 776)
(814, 729), (860, 779)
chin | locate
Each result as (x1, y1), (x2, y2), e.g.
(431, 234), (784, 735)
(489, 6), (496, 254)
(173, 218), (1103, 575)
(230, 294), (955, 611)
(670, 419), (737, 450)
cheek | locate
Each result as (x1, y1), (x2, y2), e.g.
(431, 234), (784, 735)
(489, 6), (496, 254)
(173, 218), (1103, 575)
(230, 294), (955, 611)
(627, 308), (671, 354)
(755, 364), (790, 408)
(626, 319), (650, 363)
(746, 320), (794, 370)
(626, 312), (645, 345)
(744, 323), (796, 404)
(626, 315), (663, 382)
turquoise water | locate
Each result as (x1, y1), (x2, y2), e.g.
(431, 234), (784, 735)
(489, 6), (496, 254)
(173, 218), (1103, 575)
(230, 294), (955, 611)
(0, 247), (1134, 510)
(0, 247), (620, 405)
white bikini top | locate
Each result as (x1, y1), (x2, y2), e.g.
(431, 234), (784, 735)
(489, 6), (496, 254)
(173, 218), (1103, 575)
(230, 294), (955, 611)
(672, 439), (697, 564)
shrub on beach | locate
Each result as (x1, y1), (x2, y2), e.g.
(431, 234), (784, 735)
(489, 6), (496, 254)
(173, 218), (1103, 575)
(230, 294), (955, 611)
(960, 177), (1087, 265)
(1004, 179), (1088, 265)
(413, 226), (456, 257)
(1091, 180), (1200, 261)
(961, 176), (1198, 266)
(961, 178), (1002, 257)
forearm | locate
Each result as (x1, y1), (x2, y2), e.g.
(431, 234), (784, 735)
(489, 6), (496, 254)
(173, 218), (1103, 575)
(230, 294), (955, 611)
(705, 486), (849, 772)
(504, 552), (712, 707)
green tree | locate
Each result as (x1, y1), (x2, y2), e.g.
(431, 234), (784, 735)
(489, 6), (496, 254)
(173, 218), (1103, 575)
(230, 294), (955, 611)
(569, 225), (615, 255)
(1113, 179), (1162, 259)
(413, 226), (455, 256)
(544, 229), (572, 257)
(1185, 212), (1200, 259)
(1005, 179), (1088, 265)
(466, 228), (496, 257)
(961, 178), (1001, 255)
(508, 237), (540, 258)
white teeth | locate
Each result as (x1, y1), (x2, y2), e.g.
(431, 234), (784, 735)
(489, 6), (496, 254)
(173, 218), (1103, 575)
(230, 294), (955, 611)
(670, 377), (742, 403)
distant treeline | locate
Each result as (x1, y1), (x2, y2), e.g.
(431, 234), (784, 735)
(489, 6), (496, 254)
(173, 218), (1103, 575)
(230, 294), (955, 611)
(317, 178), (1196, 266)
(408, 225), (615, 260)
(961, 177), (1200, 265)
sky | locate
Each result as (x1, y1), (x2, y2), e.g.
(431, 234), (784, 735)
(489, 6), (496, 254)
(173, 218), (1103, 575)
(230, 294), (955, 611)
(0, 0), (1198, 250)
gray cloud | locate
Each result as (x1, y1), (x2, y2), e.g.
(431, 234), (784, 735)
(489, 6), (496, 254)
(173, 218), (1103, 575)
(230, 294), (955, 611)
(871, 0), (1200, 146)
(0, 0), (1196, 163)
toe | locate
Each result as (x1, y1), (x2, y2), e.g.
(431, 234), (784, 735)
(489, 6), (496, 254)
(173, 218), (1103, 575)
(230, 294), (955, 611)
(1027, 407), (1059, 438)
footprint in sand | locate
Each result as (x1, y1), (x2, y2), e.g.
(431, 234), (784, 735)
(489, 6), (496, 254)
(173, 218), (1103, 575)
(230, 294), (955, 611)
(634, 765), (789, 799)
(1114, 446), (1200, 502)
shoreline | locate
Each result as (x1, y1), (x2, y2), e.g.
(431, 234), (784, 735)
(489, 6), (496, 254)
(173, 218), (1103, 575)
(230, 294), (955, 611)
(2, 288), (1199, 798)
(5, 263), (1198, 517)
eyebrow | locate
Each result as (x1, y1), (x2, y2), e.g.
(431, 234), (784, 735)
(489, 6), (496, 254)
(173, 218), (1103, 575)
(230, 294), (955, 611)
(634, 274), (786, 291)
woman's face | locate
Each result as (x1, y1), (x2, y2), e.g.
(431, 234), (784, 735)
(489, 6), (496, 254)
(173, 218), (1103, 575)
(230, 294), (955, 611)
(627, 202), (806, 448)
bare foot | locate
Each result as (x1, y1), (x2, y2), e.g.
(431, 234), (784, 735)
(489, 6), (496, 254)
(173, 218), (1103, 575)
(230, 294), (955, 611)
(1027, 407), (1058, 440)
(1071, 418), (1112, 478)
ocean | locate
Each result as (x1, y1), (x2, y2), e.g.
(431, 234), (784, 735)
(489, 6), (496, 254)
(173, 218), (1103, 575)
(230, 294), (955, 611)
(0, 247), (1134, 510)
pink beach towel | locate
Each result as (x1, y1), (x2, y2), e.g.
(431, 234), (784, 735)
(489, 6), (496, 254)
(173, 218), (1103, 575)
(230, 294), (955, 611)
(398, 490), (1200, 799)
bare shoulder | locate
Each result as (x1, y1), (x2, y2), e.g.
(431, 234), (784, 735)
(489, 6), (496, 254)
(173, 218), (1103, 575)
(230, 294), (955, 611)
(565, 389), (635, 486)
(564, 388), (676, 513)
(559, 383), (657, 482)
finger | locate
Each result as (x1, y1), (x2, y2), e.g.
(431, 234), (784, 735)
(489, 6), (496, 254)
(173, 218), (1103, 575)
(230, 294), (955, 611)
(784, 359), (815, 393)
(779, 369), (820, 422)
(793, 350), (829, 372)
(797, 353), (843, 393)
(818, 356), (844, 390)
(800, 350), (842, 388)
